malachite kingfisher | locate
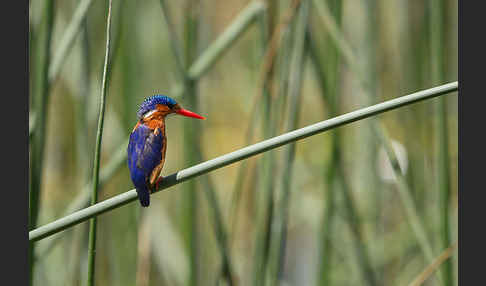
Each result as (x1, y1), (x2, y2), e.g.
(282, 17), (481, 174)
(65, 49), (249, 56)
(127, 95), (205, 207)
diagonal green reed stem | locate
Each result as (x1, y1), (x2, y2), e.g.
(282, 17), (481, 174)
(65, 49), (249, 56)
(310, 0), (356, 74)
(158, 0), (187, 83)
(29, 82), (458, 242)
(187, 1), (266, 80)
(166, 1), (265, 100)
(48, 0), (94, 84)
(30, 0), (124, 134)
(87, 0), (113, 284)
(373, 123), (437, 275)
(310, 0), (369, 92)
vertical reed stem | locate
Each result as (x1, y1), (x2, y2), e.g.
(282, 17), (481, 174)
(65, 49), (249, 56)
(29, 0), (54, 284)
(87, 0), (113, 284)
(182, 1), (200, 285)
(429, 0), (452, 285)
(309, 2), (378, 285)
(311, 0), (444, 283)
(252, 1), (278, 285)
(307, 0), (342, 284)
(198, 168), (235, 285)
(267, 1), (308, 284)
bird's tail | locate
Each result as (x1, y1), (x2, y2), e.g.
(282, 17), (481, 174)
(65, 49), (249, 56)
(136, 185), (150, 207)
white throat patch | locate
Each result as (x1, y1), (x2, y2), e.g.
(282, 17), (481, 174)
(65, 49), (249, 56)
(143, 110), (156, 119)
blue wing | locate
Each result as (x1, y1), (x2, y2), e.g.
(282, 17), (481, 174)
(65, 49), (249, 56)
(127, 123), (164, 207)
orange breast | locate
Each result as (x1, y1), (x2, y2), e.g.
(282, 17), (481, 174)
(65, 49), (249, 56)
(146, 118), (165, 130)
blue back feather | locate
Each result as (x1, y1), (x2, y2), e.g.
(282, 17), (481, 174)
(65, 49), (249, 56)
(127, 123), (164, 207)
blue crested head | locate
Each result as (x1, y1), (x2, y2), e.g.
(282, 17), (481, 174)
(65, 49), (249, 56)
(137, 95), (177, 119)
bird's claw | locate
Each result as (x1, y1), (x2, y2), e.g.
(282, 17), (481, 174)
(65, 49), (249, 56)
(153, 176), (163, 193)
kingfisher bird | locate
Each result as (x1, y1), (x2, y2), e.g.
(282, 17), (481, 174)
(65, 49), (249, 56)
(127, 95), (205, 207)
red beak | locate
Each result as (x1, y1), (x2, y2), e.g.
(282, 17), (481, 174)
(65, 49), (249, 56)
(176, 108), (205, 120)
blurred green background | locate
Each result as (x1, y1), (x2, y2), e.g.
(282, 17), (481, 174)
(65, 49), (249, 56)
(29, 0), (457, 285)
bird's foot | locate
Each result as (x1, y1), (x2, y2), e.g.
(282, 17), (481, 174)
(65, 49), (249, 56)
(153, 177), (163, 193)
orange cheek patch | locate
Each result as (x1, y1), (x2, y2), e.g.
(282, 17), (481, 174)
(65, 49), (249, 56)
(156, 104), (171, 113)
